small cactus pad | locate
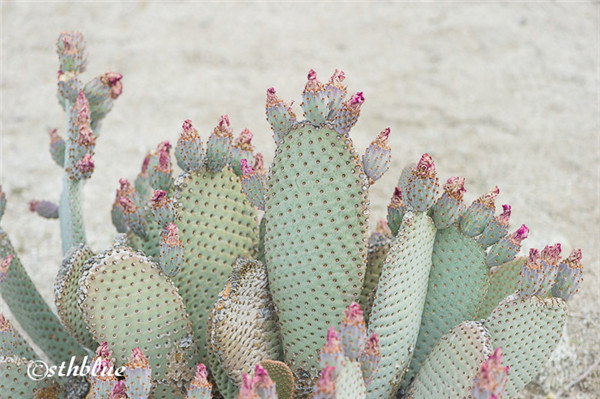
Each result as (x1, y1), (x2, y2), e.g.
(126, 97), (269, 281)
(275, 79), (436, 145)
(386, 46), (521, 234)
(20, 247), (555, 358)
(0, 356), (56, 398)
(207, 258), (282, 385)
(359, 231), (392, 323)
(406, 224), (489, 385)
(476, 256), (525, 319)
(335, 359), (367, 399)
(58, 177), (87, 254)
(0, 228), (86, 363)
(54, 244), (97, 349)
(483, 294), (567, 396)
(259, 360), (295, 399)
(366, 212), (436, 398)
(173, 168), (257, 361)
(264, 123), (369, 382)
(79, 245), (195, 382)
(127, 213), (162, 259)
(407, 321), (493, 398)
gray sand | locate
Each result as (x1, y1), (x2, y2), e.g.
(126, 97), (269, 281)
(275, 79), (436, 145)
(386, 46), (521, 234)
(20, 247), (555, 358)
(1, 2), (598, 397)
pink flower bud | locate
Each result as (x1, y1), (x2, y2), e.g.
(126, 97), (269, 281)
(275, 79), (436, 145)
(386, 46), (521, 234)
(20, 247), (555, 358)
(0, 254), (13, 283)
(163, 223), (181, 247)
(510, 224), (529, 245)
(414, 153), (436, 179)
(126, 347), (150, 368)
(498, 205), (511, 225)
(190, 363), (212, 389)
(328, 69), (346, 89)
(314, 366), (336, 398)
(241, 159), (255, 176)
(253, 153), (265, 172)
(100, 72), (123, 99)
(443, 176), (466, 200)
(479, 186), (500, 209)
(77, 153), (95, 173)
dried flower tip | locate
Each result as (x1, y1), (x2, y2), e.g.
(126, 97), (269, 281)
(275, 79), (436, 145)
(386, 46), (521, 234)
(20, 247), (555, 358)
(266, 87), (282, 106)
(127, 347), (150, 368)
(164, 223), (181, 246)
(510, 224), (529, 244)
(77, 154), (95, 173)
(527, 248), (542, 270)
(140, 154), (151, 175)
(365, 333), (380, 356)
(157, 141), (171, 153)
(100, 72), (123, 99)
(110, 380), (127, 399)
(240, 159), (255, 176)
(119, 197), (138, 214)
(479, 186), (500, 208)
(151, 190), (168, 207)
(253, 364), (275, 388)
(75, 91), (91, 125)
(443, 176), (466, 200)
(349, 92), (365, 109)
(497, 204), (511, 225)
(238, 373), (256, 398)
(233, 128), (254, 151)
(77, 126), (95, 146)
(343, 302), (365, 326)
(314, 366), (336, 395)
(213, 115), (233, 137)
(0, 254), (13, 283)
(323, 327), (342, 354)
(413, 153), (436, 179)
(95, 342), (111, 359)
(566, 248), (583, 265)
(389, 187), (404, 208)
(375, 219), (391, 235)
(305, 69), (323, 91)
(328, 69), (346, 88)
(541, 243), (562, 265)
(253, 153), (264, 172)
(191, 363), (212, 388)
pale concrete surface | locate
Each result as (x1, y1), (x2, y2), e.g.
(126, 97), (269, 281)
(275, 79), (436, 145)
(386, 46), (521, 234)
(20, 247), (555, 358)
(1, 2), (598, 397)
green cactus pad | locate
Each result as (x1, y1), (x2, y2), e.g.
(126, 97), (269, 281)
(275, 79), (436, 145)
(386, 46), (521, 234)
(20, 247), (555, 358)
(151, 384), (186, 399)
(0, 315), (37, 359)
(359, 233), (392, 324)
(0, 228), (86, 363)
(477, 256), (525, 319)
(207, 258), (282, 385)
(336, 358), (367, 399)
(366, 212), (436, 398)
(54, 244), (97, 349)
(207, 349), (238, 399)
(407, 321), (493, 398)
(405, 224), (489, 386)
(59, 175), (87, 254)
(264, 123), (369, 382)
(259, 359), (295, 399)
(256, 216), (266, 264)
(79, 245), (195, 383)
(172, 168), (257, 361)
(0, 356), (56, 399)
(484, 294), (567, 396)
(127, 211), (163, 259)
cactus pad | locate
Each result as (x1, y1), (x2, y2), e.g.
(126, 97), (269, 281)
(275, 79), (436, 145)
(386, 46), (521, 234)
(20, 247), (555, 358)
(78, 245), (195, 383)
(207, 257), (282, 385)
(477, 256), (525, 319)
(484, 294), (567, 396)
(54, 244), (97, 349)
(259, 360), (295, 399)
(172, 168), (257, 361)
(407, 321), (493, 398)
(336, 359), (367, 399)
(366, 212), (436, 398)
(264, 122), (369, 382)
(359, 232), (392, 323)
(0, 356), (55, 399)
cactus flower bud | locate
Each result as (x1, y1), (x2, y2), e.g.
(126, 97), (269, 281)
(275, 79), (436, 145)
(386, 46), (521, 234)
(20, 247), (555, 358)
(120, 197), (147, 238)
(478, 204), (511, 247)
(266, 87), (297, 142)
(313, 366), (336, 399)
(240, 158), (267, 211)
(84, 72), (123, 124)
(90, 342), (118, 397)
(29, 200), (59, 219)
(551, 248), (583, 301)
(57, 31), (88, 73)
(238, 373), (258, 399)
(333, 91), (365, 134)
(175, 119), (204, 172)
(253, 364), (277, 399)
(320, 327), (344, 376)
(124, 347), (152, 399)
(95, 341), (112, 360)
(0, 254), (13, 284)
(460, 186), (499, 237)
(205, 115), (233, 173)
(148, 143), (174, 191)
(486, 224), (529, 267)
(405, 154), (439, 212)
(301, 69), (329, 124)
(359, 333), (381, 386)
(74, 153), (95, 179)
(339, 302), (367, 359)
(150, 190), (177, 228)
(386, 187), (406, 235)
(187, 363), (212, 399)
(159, 223), (184, 277)
(231, 128), (255, 176)
(49, 128), (66, 167)
(518, 248), (545, 299)
(432, 176), (466, 229)
(472, 348), (509, 399)
(363, 128), (391, 183)
(536, 243), (562, 296)
(325, 69), (347, 117)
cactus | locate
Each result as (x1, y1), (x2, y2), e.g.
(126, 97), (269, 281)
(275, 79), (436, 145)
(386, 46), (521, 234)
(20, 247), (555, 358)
(0, 33), (586, 399)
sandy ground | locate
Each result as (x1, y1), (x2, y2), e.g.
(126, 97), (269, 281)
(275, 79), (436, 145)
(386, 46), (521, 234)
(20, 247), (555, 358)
(1, 2), (598, 398)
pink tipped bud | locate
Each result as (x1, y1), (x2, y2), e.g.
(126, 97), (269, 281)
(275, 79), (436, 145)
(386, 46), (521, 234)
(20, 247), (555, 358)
(157, 141), (171, 153)
(241, 159), (255, 176)
(349, 92), (365, 109)
(119, 197), (138, 214)
(443, 176), (466, 200)
(541, 243), (562, 265)
(323, 327), (342, 354)
(181, 119), (198, 139)
(343, 302), (364, 326)
(498, 205), (511, 225)
(527, 248), (542, 270)
(190, 363), (212, 389)
(567, 248), (583, 264)
(127, 347), (150, 368)
(100, 72), (123, 99)
(238, 373), (257, 399)
(164, 223), (181, 246)
(340, 302), (367, 359)
(141, 154), (151, 175)
(253, 153), (265, 172)
(214, 115), (233, 137)
(376, 128), (390, 146)
(328, 69), (346, 88)
(414, 153), (436, 179)
(77, 153), (95, 173)
(151, 190), (168, 207)
(75, 91), (91, 124)
(365, 333), (380, 357)
(96, 342), (111, 359)
(253, 364), (275, 390)
(390, 187), (404, 208)
(510, 224), (529, 245)
(233, 128), (255, 151)
(116, 178), (133, 199)
(110, 380), (127, 399)
(304, 69), (323, 92)
(314, 366), (336, 398)
(266, 87), (280, 106)
(472, 348), (509, 399)
(0, 254), (13, 283)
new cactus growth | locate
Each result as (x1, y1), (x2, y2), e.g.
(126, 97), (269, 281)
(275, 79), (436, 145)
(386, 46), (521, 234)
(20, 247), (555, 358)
(0, 33), (586, 399)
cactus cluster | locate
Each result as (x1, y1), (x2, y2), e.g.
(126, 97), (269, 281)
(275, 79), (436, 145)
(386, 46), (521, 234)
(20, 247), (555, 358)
(0, 32), (585, 399)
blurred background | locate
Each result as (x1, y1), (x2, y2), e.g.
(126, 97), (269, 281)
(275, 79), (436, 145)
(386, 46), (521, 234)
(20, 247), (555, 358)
(1, 2), (598, 397)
